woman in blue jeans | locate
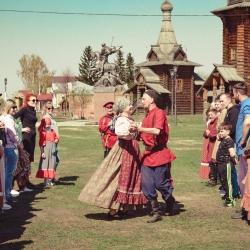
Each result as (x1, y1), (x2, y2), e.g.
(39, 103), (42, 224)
(0, 99), (24, 202)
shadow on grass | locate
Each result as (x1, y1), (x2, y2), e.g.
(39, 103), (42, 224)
(56, 176), (79, 186)
(0, 187), (46, 248)
(0, 240), (34, 250)
(84, 200), (186, 221)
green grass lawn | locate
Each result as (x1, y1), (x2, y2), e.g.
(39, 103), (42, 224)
(0, 114), (248, 250)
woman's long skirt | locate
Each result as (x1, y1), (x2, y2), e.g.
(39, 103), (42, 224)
(36, 142), (56, 179)
(199, 138), (210, 179)
(78, 139), (147, 210)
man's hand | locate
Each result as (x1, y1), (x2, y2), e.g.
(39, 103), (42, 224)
(240, 140), (246, 149)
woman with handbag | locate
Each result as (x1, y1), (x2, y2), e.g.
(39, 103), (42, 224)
(0, 100), (24, 203)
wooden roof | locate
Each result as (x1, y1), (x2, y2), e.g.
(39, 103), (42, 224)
(197, 64), (244, 94)
(137, 68), (160, 83)
(212, 1), (250, 14)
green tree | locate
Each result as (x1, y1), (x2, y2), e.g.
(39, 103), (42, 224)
(114, 50), (126, 82)
(76, 46), (98, 86)
(17, 54), (55, 94)
(125, 52), (136, 88)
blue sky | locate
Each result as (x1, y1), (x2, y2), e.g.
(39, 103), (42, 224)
(0, 0), (226, 97)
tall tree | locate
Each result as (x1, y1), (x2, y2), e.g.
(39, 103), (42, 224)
(76, 46), (98, 86)
(114, 50), (126, 82)
(125, 53), (136, 88)
(17, 54), (55, 94)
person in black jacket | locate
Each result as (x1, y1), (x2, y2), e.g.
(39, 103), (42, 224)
(220, 93), (240, 199)
(13, 94), (38, 190)
(220, 93), (239, 143)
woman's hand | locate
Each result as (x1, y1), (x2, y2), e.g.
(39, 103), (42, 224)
(17, 143), (24, 152)
(22, 127), (31, 133)
(0, 121), (5, 128)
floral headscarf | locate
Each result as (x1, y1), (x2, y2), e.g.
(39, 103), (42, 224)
(113, 98), (131, 116)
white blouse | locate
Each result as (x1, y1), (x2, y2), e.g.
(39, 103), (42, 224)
(115, 116), (135, 140)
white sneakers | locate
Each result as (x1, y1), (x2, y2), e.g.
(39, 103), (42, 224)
(1, 203), (12, 210)
(19, 187), (33, 193)
(10, 189), (19, 195)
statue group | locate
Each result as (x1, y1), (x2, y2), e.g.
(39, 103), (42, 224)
(90, 43), (124, 87)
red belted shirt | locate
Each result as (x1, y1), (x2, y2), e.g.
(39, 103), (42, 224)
(98, 114), (117, 149)
(140, 107), (176, 167)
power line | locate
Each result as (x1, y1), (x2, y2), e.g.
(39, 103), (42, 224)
(1, 9), (250, 17)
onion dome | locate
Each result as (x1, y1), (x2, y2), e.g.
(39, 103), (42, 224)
(161, 0), (173, 12)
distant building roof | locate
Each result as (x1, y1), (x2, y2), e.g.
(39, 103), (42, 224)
(37, 94), (52, 101)
(137, 59), (201, 68)
(212, 2), (250, 13)
(52, 76), (76, 83)
(194, 72), (205, 86)
(138, 68), (161, 83)
(18, 90), (28, 97)
(215, 64), (245, 82)
(146, 83), (171, 94)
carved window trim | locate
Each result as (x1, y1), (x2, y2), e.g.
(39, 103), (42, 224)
(176, 79), (183, 93)
(231, 49), (237, 60)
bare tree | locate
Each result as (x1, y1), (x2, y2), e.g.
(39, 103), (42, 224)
(60, 67), (75, 114)
(17, 54), (55, 94)
(72, 87), (92, 119)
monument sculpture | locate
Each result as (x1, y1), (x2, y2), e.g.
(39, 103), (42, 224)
(90, 43), (124, 87)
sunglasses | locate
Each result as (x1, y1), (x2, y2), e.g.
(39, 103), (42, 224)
(47, 107), (54, 110)
(11, 106), (17, 109)
(30, 99), (38, 103)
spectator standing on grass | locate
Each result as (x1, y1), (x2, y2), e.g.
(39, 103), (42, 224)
(199, 106), (214, 180)
(219, 93), (240, 199)
(0, 99), (24, 203)
(38, 101), (59, 184)
(202, 108), (218, 187)
(36, 117), (59, 186)
(134, 90), (176, 223)
(209, 95), (227, 187)
(231, 83), (250, 220)
(13, 94), (38, 190)
(216, 122), (237, 208)
(98, 102), (117, 158)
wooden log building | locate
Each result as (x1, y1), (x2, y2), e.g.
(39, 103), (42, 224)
(200, 0), (250, 106)
(125, 0), (203, 115)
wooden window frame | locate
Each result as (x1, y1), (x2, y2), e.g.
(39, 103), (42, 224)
(176, 79), (183, 93)
(231, 49), (237, 60)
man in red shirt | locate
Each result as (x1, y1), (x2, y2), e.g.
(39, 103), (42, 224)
(98, 102), (117, 158)
(137, 90), (176, 223)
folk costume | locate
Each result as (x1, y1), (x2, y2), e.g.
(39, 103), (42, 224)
(98, 102), (117, 158)
(36, 118), (59, 180)
(199, 117), (218, 181)
(140, 89), (176, 222)
(78, 98), (147, 212)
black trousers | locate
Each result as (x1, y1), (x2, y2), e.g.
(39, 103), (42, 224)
(218, 162), (235, 205)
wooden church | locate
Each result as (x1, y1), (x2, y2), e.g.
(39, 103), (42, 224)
(199, 0), (250, 106)
(125, 0), (203, 115)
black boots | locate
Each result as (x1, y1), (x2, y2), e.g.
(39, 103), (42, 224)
(165, 195), (175, 215)
(147, 200), (162, 223)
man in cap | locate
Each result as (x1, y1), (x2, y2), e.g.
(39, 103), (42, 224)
(98, 102), (117, 158)
(135, 90), (176, 223)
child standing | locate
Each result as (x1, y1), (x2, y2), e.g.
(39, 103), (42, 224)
(203, 109), (218, 187)
(216, 122), (237, 207)
(36, 118), (59, 186)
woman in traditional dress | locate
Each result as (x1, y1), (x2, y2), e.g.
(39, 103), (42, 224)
(78, 98), (147, 220)
(38, 101), (59, 184)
